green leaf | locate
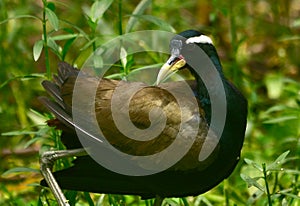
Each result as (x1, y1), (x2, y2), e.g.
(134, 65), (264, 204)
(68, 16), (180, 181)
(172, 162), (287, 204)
(50, 33), (80, 41)
(265, 73), (283, 99)
(60, 18), (91, 41)
(120, 47), (127, 70)
(33, 39), (44, 61)
(267, 150), (290, 171)
(247, 190), (264, 204)
(129, 63), (163, 74)
(1, 130), (37, 136)
(28, 183), (42, 187)
(263, 116), (298, 124)
(47, 2), (56, 12)
(0, 15), (40, 25)
(292, 18), (300, 28)
(244, 158), (263, 171)
(0, 73), (46, 88)
(93, 55), (103, 69)
(2, 167), (40, 176)
(86, 16), (97, 31)
(84, 192), (95, 206)
(90, 0), (113, 22)
(80, 37), (99, 51)
(284, 169), (300, 175)
(45, 7), (59, 31)
(128, 15), (175, 32)
(240, 174), (265, 192)
(105, 73), (123, 79)
(65, 191), (78, 204)
(278, 191), (300, 200)
(264, 105), (287, 114)
(24, 136), (44, 148)
(47, 37), (62, 59)
(126, 0), (152, 33)
(62, 37), (76, 60)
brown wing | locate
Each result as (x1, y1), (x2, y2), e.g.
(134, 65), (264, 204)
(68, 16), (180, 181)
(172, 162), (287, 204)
(42, 62), (220, 172)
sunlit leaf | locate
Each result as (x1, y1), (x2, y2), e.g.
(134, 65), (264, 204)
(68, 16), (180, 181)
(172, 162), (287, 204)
(45, 7), (59, 31)
(278, 191), (300, 200)
(1, 130), (36, 136)
(24, 136), (44, 148)
(80, 37), (99, 51)
(0, 15), (40, 25)
(264, 105), (288, 114)
(240, 174), (265, 192)
(93, 55), (103, 69)
(51, 34), (80, 41)
(126, 0), (152, 33)
(0, 73), (46, 88)
(28, 183), (42, 187)
(263, 116), (298, 124)
(129, 63), (163, 74)
(47, 37), (62, 59)
(90, 0), (113, 22)
(194, 196), (214, 206)
(284, 169), (300, 175)
(120, 47), (127, 70)
(33, 39), (44, 61)
(267, 151), (289, 171)
(105, 73), (123, 79)
(292, 18), (300, 28)
(247, 190), (264, 204)
(2, 167), (40, 176)
(265, 73), (283, 99)
(244, 158), (263, 171)
(128, 15), (175, 32)
(60, 18), (90, 41)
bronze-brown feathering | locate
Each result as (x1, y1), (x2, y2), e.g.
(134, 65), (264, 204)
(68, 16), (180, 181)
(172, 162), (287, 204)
(47, 63), (219, 171)
(39, 30), (247, 198)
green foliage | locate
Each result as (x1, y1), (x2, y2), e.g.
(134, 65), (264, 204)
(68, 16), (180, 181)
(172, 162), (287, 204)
(241, 151), (299, 205)
(0, 0), (299, 205)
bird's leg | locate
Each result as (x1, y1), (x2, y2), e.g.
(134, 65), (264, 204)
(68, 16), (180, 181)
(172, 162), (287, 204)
(153, 195), (164, 206)
(40, 148), (88, 206)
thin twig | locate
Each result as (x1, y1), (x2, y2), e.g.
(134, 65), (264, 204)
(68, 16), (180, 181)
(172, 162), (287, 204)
(262, 163), (272, 206)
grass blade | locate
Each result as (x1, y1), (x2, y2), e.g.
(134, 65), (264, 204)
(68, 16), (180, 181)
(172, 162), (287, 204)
(33, 39), (44, 61)
(126, 0), (152, 33)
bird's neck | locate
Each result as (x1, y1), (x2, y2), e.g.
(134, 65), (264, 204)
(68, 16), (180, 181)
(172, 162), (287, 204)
(190, 53), (225, 124)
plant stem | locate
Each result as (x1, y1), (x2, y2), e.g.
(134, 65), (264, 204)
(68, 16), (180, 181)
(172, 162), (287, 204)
(118, 0), (123, 35)
(224, 180), (229, 206)
(42, 0), (51, 79)
(262, 163), (272, 206)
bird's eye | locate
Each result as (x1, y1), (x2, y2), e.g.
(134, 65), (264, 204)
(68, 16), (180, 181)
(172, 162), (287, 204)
(170, 40), (182, 50)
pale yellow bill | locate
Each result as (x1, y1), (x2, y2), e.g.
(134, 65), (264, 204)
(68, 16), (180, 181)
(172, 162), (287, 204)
(156, 58), (186, 85)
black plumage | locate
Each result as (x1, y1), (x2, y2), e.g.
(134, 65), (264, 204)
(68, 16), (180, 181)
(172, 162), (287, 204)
(40, 30), (247, 200)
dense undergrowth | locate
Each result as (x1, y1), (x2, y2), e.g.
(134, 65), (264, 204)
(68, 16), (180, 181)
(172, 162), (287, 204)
(0, 0), (299, 205)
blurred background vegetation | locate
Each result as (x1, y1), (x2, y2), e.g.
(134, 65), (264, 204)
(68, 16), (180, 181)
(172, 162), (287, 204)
(0, 0), (299, 205)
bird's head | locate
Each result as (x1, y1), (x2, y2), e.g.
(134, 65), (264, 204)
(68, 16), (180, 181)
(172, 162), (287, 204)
(156, 30), (222, 84)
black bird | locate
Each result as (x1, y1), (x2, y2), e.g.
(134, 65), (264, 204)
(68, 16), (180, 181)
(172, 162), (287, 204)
(39, 30), (247, 205)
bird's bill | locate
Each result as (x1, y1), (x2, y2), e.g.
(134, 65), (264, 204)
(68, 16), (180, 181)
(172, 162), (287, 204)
(156, 55), (186, 85)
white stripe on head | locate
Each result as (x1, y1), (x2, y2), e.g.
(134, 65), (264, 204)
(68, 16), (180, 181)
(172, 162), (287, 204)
(186, 35), (213, 45)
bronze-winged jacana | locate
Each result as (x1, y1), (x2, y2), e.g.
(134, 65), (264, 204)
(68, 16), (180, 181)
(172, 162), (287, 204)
(39, 30), (247, 206)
